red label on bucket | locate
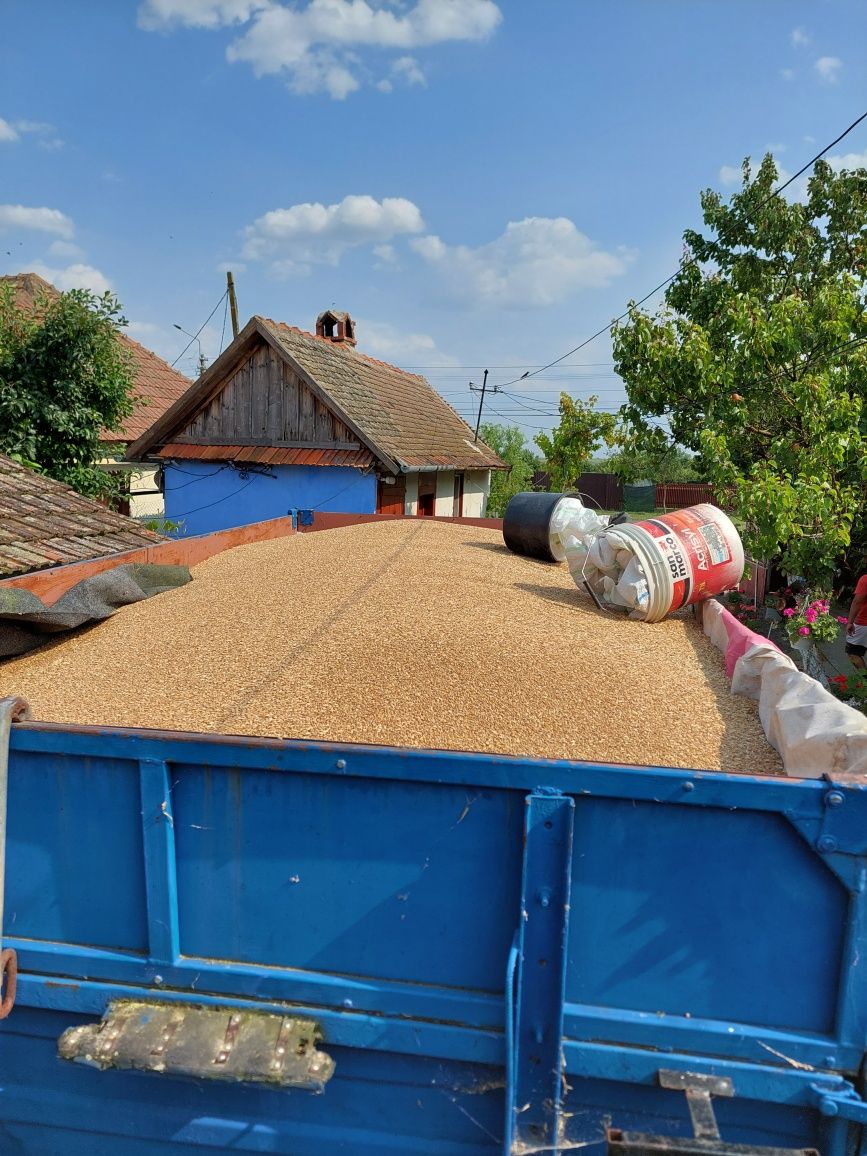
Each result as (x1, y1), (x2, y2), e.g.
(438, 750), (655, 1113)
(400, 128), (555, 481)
(633, 504), (744, 615)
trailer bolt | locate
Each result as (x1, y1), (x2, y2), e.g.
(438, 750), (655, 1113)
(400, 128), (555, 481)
(336, 759), (346, 770)
(683, 781), (695, 792)
(820, 1096), (839, 1117)
(817, 836), (838, 853)
(824, 1055), (836, 1067)
(153, 975), (164, 985)
(826, 791), (844, 807)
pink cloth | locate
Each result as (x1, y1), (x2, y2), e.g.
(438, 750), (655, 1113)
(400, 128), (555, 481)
(718, 604), (781, 679)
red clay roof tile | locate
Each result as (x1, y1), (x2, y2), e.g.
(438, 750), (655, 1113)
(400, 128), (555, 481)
(0, 454), (162, 578)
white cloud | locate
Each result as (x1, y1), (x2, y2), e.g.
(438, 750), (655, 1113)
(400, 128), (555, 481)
(391, 55), (426, 86)
(373, 243), (397, 264)
(411, 216), (633, 308)
(780, 68), (795, 81)
(242, 193), (425, 269)
(138, 0), (265, 30)
(791, 26), (810, 47)
(0, 118), (62, 148)
(47, 239), (86, 259)
(827, 150), (867, 171)
(141, 0), (501, 98)
(0, 205), (74, 238)
(815, 56), (843, 83)
(27, 262), (113, 295)
(356, 318), (458, 366)
(719, 165), (742, 186)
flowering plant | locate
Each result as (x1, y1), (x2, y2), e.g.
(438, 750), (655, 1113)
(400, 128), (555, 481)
(722, 590), (766, 633)
(781, 590), (843, 645)
(828, 672), (867, 713)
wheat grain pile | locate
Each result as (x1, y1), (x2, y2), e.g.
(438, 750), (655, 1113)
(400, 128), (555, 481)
(0, 519), (781, 773)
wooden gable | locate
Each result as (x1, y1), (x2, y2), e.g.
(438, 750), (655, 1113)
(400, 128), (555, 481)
(178, 341), (360, 450)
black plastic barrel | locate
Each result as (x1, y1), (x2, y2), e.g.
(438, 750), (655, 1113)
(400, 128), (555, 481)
(502, 492), (569, 562)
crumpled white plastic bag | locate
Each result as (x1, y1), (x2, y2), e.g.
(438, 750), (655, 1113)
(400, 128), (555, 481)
(554, 499), (651, 615)
(702, 598), (867, 780)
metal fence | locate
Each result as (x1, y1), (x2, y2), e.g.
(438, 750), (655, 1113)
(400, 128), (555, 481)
(573, 473), (623, 510)
(655, 482), (717, 509)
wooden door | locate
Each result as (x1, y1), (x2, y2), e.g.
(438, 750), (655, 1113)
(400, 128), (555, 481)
(417, 474), (437, 516)
(377, 475), (406, 515)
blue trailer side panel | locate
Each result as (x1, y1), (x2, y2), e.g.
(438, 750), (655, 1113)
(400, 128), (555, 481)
(163, 461), (377, 535)
(2, 724), (867, 1154)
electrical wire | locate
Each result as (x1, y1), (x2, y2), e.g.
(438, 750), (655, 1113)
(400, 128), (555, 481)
(491, 108), (867, 392)
(164, 464), (231, 490)
(308, 473), (375, 511)
(170, 477), (255, 520)
(171, 291), (228, 369)
(219, 292), (230, 356)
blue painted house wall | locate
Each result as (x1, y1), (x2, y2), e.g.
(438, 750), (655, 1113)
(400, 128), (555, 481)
(163, 461), (377, 536)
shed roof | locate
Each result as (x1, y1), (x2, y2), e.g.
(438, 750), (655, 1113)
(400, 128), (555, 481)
(0, 273), (192, 445)
(127, 315), (507, 473)
(0, 454), (162, 578)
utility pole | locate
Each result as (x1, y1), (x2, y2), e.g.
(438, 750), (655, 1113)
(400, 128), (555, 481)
(226, 270), (239, 339)
(471, 370), (501, 441)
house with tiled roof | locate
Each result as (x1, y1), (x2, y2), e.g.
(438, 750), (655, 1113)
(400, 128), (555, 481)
(0, 453), (162, 578)
(126, 310), (508, 535)
(1, 272), (192, 517)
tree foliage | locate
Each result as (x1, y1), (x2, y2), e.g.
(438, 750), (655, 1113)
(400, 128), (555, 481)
(0, 283), (136, 500)
(613, 155), (867, 585)
(533, 394), (618, 492)
(602, 431), (700, 485)
(479, 422), (542, 516)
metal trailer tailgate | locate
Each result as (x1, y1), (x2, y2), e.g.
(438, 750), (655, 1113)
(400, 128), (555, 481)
(1, 721), (866, 1155)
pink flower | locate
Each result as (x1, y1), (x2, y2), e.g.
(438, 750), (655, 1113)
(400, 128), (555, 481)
(805, 610), (817, 623)
(799, 626), (810, 636)
(839, 617), (849, 624)
(783, 608), (795, 617)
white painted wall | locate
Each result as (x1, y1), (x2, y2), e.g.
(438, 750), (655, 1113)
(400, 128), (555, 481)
(404, 471), (419, 516)
(435, 471), (455, 516)
(463, 470), (491, 517)
(402, 469), (492, 517)
(130, 466), (164, 519)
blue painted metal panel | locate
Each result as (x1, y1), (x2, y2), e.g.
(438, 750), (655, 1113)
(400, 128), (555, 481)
(172, 766), (523, 991)
(163, 461), (377, 536)
(2, 722), (867, 1153)
(567, 796), (848, 1033)
(5, 748), (147, 952)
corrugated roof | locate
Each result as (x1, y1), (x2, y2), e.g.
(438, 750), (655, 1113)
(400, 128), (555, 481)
(160, 443), (377, 468)
(0, 273), (192, 445)
(260, 319), (506, 472)
(0, 454), (162, 578)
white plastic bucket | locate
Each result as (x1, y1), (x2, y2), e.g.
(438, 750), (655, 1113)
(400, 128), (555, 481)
(614, 504), (744, 623)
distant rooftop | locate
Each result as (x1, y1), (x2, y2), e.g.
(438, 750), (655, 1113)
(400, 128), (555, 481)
(0, 454), (161, 578)
(0, 272), (193, 445)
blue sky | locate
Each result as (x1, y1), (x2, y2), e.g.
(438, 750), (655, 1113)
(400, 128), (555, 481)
(1, 0), (866, 440)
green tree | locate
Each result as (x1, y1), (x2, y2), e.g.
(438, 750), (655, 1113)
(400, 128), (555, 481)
(479, 422), (542, 516)
(534, 394), (618, 492)
(0, 283), (136, 501)
(613, 154), (867, 586)
(603, 430), (700, 485)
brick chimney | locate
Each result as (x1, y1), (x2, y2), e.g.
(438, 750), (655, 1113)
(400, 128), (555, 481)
(315, 309), (356, 347)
